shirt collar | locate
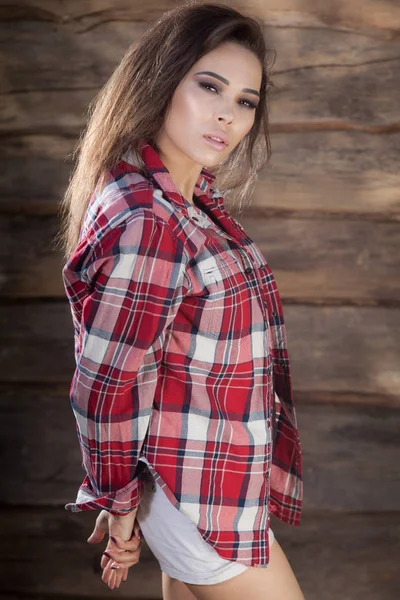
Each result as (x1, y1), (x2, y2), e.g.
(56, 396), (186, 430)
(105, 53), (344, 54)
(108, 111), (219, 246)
(135, 139), (223, 217)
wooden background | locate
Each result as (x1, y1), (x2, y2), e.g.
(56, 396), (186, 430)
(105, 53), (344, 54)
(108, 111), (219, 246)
(1, 1), (400, 598)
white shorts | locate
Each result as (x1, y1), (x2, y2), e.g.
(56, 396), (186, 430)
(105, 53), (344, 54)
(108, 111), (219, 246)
(136, 463), (275, 585)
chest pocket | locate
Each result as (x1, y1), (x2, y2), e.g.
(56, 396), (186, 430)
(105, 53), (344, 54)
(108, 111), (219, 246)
(198, 252), (252, 347)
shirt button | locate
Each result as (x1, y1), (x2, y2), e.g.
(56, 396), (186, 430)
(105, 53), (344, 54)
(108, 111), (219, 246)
(267, 419), (271, 427)
(192, 216), (199, 221)
(245, 266), (253, 274)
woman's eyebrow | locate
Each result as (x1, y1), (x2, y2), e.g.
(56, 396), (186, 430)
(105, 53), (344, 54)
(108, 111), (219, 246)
(194, 70), (260, 98)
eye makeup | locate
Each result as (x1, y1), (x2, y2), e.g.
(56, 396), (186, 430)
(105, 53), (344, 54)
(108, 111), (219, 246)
(198, 81), (258, 110)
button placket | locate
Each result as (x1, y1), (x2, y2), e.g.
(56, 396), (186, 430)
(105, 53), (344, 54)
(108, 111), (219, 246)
(235, 246), (253, 274)
(188, 207), (271, 353)
(235, 246), (271, 322)
(188, 204), (218, 230)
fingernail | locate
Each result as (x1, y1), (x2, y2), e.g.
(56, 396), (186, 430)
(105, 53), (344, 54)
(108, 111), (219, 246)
(111, 563), (120, 570)
(110, 536), (118, 544)
(103, 551), (112, 558)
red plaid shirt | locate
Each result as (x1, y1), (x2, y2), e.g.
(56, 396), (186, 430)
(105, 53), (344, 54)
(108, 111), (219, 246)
(62, 140), (303, 567)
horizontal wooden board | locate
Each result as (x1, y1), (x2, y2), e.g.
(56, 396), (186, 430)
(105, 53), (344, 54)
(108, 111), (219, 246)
(250, 129), (400, 217)
(233, 215), (400, 305)
(0, 506), (399, 600)
(0, 214), (63, 297)
(0, 21), (148, 94)
(265, 18), (400, 128)
(0, 134), (73, 211)
(2, 20), (400, 132)
(2, 214), (400, 305)
(1, 130), (400, 217)
(1, 385), (399, 510)
(2, 0), (400, 36)
(285, 304), (400, 399)
(0, 303), (75, 381)
(0, 302), (399, 402)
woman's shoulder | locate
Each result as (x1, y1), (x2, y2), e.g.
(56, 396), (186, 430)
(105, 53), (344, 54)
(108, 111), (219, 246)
(101, 159), (155, 219)
(73, 160), (189, 273)
(81, 161), (158, 245)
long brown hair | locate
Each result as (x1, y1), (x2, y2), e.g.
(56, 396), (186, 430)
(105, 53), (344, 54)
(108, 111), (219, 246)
(55, 1), (275, 261)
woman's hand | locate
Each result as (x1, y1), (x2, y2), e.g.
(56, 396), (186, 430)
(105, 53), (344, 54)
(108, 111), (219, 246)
(87, 508), (143, 589)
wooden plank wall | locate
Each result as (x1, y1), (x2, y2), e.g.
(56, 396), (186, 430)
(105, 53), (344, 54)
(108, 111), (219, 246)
(1, 1), (399, 598)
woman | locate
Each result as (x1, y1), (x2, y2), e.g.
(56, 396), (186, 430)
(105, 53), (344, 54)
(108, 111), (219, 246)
(58, 2), (304, 599)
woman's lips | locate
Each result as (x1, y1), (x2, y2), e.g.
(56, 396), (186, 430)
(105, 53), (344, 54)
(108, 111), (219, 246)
(203, 135), (227, 151)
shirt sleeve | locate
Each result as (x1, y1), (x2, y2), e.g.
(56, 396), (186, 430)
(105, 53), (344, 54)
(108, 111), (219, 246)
(64, 210), (191, 515)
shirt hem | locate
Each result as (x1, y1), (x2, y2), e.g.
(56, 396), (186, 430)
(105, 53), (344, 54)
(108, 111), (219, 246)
(159, 560), (249, 585)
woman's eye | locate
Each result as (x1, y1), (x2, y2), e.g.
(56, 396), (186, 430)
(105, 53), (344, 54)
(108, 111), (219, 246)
(240, 99), (258, 110)
(199, 82), (218, 94)
(199, 82), (257, 110)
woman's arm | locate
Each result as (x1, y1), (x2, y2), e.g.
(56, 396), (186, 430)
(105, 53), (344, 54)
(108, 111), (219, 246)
(64, 209), (190, 514)
(63, 209), (190, 586)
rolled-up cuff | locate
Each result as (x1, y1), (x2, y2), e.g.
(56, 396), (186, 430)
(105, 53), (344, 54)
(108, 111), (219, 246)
(65, 474), (144, 515)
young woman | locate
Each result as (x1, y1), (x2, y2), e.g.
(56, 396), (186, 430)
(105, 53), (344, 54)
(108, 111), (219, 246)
(58, 2), (304, 599)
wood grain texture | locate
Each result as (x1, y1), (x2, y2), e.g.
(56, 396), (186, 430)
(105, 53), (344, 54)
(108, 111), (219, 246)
(0, 214), (63, 297)
(1, 386), (399, 510)
(1, 0), (400, 36)
(2, 20), (400, 131)
(0, 21), (148, 94)
(0, 135), (72, 212)
(0, 506), (399, 600)
(1, 214), (400, 304)
(250, 130), (400, 217)
(239, 215), (400, 305)
(0, 303), (75, 382)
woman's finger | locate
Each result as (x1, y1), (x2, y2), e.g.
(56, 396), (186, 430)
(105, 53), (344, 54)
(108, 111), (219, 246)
(102, 560), (120, 590)
(101, 550), (130, 590)
(103, 548), (141, 565)
(109, 533), (142, 552)
(101, 560), (114, 586)
(100, 539), (139, 584)
(113, 565), (128, 588)
(101, 549), (119, 570)
(133, 520), (143, 541)
(103, 562), (126, 589)
(98, 521), (141, 588)
(109, 557), (140, 570)
(100, 552), (111, 570)
(108, 569), (117, 590)
(101, 548), (137, 572)
(87, 510), (110, 544)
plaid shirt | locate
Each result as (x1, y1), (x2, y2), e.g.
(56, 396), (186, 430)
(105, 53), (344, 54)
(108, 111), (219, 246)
(62, 140), (303, 567)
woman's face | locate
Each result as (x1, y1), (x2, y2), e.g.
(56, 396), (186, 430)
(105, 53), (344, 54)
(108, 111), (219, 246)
(157, 41), (262, 168)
